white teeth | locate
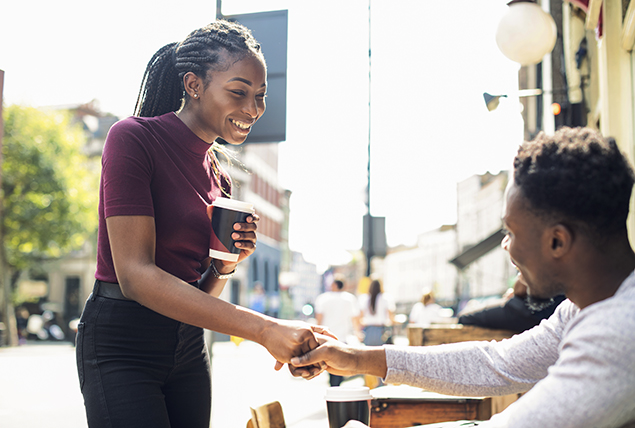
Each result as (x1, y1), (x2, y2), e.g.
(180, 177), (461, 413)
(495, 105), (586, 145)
(231, 119), (250, 130)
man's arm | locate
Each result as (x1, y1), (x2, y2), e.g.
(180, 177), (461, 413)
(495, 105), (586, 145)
(483, 300), (635, 428)
(294, 303), (571, 396)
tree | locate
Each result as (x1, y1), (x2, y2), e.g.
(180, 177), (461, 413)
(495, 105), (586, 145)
(1, 105), (99, 345)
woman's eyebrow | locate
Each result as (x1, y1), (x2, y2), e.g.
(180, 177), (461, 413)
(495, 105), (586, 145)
(227, 77), (266, 88)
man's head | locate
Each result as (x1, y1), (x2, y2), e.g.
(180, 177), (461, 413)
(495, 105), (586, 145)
(502, 127), (635, 308)
(332, 279), (345, 291)
(514, 127), (634, 244)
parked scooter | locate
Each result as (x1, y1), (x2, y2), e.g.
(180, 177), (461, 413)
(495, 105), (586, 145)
(26, 310), (65, 341)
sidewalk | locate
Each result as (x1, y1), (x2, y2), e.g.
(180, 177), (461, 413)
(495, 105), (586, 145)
(0, 340), (347, 427)
(211, 339), (337, 428)
(0, 342), (87, 428)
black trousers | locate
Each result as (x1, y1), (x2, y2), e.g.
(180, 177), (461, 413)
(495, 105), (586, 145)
(76, 281), (211, 428)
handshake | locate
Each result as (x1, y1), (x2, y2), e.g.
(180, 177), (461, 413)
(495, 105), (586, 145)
(262, 323), (386, 428)
(263, 320), (388, 382)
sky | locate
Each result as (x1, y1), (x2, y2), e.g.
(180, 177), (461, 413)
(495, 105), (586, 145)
(0, 0), (524, 272)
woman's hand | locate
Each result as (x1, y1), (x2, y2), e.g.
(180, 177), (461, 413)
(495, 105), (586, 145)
(269, 325), (337, 376)
(288, 333), (360, 378)
(231, 212), (259, 264)
(288, 333), (388, 379)
(206, 206), (259, 265)
(259, 319), (322, 366)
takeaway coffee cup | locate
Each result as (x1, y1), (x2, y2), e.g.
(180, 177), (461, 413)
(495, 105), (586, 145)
(209, 198), (255, 262)
(325, 386), (372, 428)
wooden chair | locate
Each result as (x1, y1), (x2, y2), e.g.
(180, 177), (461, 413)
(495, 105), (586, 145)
(246, 401), (286, 428)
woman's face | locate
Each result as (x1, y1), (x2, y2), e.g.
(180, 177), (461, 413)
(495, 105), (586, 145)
(192, 53), (267, 145)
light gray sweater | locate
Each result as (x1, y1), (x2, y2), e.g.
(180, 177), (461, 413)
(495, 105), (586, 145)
(384, 272), (635, 428)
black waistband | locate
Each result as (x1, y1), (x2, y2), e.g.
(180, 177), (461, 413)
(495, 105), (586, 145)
(93, 279), (200, 301)
(94, 280), (131, 301)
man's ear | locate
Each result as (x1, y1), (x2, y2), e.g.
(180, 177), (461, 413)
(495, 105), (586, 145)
(549, 224), (573, 258)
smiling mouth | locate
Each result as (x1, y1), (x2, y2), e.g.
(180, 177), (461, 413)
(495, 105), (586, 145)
(231, 119), (252, 132)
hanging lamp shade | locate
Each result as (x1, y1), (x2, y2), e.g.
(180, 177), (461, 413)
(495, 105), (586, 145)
(495, 1), (557, 66)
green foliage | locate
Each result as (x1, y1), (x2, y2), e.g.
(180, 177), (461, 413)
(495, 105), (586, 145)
(2, 105), (99, 271)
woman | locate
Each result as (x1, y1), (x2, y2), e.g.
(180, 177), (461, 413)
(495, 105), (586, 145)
(358, 279), (395, 346)
(409, 288), (444, 327)
(76, 21), (322, 428)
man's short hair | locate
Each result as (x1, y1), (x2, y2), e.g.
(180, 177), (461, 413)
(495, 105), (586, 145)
(333, 279), (345, 290)
(514, 127), (635, 244)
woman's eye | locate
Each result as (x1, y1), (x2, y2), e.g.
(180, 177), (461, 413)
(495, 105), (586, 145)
(231, 90), (246, 96)
(257, 93), (267, 99)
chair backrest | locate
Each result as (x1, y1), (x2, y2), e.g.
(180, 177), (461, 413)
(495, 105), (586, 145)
(246, 401), (286, 428)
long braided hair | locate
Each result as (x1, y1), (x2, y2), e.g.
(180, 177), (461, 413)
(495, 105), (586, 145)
(133, 20), (266, 195)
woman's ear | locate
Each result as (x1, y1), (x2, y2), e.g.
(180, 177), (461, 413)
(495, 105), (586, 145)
(183, 72), (201, 99)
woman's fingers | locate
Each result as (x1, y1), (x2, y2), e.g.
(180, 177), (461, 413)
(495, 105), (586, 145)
(230, 214), (259, 261)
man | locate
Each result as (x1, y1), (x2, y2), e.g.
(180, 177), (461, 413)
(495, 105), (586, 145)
(292, 127), (635, 428)
(314, 277), (361, 386)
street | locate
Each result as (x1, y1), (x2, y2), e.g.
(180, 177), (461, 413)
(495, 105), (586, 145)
(0, 340), (345, 427)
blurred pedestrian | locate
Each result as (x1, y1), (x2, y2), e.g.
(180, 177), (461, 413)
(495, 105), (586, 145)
(359, 279), (395, 346)
(315, 277), (361, 386)
(409, 288), (444, 327)
(15, 307), (29, 345)
(249, 282), (266, 313)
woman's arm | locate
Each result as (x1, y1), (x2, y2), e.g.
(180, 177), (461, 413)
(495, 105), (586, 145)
(198, 257), (235, 297)
(106, 214), (319, 364)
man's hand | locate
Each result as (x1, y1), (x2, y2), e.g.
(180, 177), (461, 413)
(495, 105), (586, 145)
(269, 325), (337, 373)
(288, 333), (388, 379)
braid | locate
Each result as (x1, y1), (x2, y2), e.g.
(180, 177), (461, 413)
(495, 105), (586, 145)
(134, 20), (264, 118)
(134, 42), (182, 117)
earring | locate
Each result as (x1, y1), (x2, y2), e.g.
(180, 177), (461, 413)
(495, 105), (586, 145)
(193, 93), (198, 98)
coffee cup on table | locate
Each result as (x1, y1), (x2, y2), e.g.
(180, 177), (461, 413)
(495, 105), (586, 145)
(209, 198), (255, 262)
(325, 386), (372, 428)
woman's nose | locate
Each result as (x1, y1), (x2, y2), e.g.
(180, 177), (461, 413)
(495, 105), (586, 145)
(242, 99), (259, 118)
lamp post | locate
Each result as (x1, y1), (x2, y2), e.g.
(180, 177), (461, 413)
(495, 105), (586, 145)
(365, 0), (373, 278)
(495, 0), (557, 134)
(495, 0), (557, 66)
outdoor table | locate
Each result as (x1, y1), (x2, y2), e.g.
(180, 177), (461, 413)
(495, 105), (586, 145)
(370, 385), (514, 428)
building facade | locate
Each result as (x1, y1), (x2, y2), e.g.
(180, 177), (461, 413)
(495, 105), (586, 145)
(383, 226), (458, 313)
(454, 171), (516, 305)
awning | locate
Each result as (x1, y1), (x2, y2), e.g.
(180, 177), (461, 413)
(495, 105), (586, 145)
(449, 228), (506, 270)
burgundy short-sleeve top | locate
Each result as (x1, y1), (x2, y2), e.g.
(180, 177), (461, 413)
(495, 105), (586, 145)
(95, 112), (229, 284)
